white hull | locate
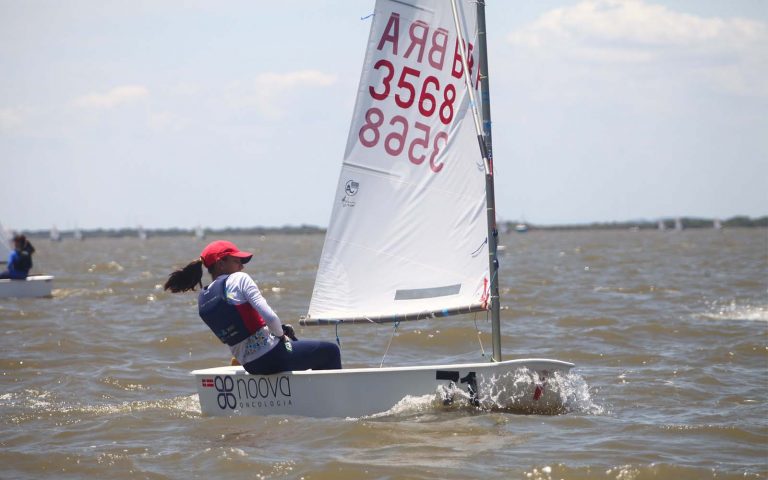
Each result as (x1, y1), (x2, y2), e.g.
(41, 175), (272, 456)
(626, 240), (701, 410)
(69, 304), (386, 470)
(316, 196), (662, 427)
(192, 358), (574, 418)
(0, 275), (54, 299)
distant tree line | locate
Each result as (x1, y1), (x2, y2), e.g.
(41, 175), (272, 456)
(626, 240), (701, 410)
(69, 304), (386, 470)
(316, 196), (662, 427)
(20, 225), (325, 240)
(14, 216), (768, 240)
(503, 215), (768, 232)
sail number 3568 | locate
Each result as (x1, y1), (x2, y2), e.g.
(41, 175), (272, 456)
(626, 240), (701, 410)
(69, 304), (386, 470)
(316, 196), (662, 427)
(358, 59), (457, 173)
(369, 59), (456, 124)
(359, 108), (448, 173)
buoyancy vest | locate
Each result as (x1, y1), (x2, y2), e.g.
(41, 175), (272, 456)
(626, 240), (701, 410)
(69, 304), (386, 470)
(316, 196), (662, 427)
(198, 276), (267, 346)
(14, 250), (32, 272)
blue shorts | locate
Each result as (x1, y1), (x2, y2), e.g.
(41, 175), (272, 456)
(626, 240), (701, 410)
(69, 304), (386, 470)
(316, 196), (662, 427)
(243, 339), (341, 375)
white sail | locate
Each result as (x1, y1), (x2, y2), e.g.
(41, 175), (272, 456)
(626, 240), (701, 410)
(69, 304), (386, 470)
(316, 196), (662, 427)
(308, 0), (487, 323)
(0, 223), (12, 261)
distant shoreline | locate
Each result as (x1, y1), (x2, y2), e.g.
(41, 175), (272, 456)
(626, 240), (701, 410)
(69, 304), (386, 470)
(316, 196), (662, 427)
(13, 215), (767, 239)
(511, 215), (767, 232)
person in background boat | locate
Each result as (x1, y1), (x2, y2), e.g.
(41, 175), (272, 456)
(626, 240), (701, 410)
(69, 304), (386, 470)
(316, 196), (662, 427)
(0, 234), (35, 280)
(164, 240), (341, 374)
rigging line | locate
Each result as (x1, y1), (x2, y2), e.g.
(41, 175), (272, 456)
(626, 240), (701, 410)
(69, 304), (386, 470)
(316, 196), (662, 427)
(450, 0), (490, 172)
(473, 312), (487, 359)
(471, 237), (488, 257)
(379, 320), (401, 368)
(335, 323), (342, 348)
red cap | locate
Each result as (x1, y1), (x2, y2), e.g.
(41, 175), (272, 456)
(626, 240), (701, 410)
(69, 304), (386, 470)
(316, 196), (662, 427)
(200, 240), (253, 268)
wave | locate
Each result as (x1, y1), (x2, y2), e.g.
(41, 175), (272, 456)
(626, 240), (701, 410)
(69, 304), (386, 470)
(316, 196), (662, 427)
(0, 389), (201, 425)
(701, 299), (768, 322)
(362, 369), (604, 419)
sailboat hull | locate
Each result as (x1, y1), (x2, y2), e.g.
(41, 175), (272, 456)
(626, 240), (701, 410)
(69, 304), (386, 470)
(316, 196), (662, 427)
(192, 358), (574, 418)
(0, 275), (54, 299)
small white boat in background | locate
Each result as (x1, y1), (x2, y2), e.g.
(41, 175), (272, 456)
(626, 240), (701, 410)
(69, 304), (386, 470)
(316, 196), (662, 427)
(0, 275), (54, 299)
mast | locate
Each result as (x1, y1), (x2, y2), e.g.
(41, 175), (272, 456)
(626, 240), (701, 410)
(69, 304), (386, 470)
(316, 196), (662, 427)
(476, 1), (502, 362)
(451, 0), (502, 361)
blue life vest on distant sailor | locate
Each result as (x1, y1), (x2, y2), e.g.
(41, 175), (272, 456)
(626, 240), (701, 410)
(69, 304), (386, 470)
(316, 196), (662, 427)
(198, 276), (267, 346)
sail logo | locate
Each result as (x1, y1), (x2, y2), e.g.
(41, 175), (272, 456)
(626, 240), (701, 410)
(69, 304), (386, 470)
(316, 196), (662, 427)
(345, 180), (359, 196)
(342, 180), (359, 207)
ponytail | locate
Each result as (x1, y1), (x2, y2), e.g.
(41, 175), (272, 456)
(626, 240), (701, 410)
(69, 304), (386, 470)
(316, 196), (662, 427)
(164, 258), (204, 293)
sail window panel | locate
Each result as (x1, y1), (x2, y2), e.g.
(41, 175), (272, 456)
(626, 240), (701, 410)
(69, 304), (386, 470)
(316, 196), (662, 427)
(394, 284), (461, 300)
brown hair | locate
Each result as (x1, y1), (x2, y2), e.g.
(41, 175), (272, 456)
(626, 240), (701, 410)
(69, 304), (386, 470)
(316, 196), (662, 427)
(13, 234), (34, 254)
(164, 259), (206, 293)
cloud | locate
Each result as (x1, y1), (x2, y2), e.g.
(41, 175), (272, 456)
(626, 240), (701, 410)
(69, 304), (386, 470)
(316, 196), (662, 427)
(240, 70), (338, 118)
(255, 70), (337, 89)
(510, 0), (766, 51)
(73, 85), (150, 109)
(147, 111), (190, 133)
(507, 0), (768, 97)
(0, 107), (29, 131)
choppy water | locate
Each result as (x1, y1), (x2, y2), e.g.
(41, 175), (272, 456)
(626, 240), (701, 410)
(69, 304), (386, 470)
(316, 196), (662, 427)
(1, 229), (766, 479)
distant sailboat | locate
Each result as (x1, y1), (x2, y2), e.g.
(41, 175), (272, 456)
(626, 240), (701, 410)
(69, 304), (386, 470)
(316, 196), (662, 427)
(0, 222), (54, 298)
(73, 227), (84, 241)
(674, 218), (684, 231)
(50, 226), (61, 242)
(713, 218), (722, 230)
(0, 222), (12, 262)
(137, 225), (148, 240)
(194, 225), (206, 240)
(657, 220), (666, 231)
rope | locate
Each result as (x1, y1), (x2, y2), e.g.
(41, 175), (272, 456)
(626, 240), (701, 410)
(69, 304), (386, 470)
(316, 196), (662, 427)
(379, 320), (400, 368)
(335, 323), (341, 348)
(473, 312), (488, 359)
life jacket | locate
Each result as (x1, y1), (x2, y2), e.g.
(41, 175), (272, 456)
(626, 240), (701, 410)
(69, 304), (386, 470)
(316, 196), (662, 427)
(13, 250), (32, 272)
(197, 275), (267, 346)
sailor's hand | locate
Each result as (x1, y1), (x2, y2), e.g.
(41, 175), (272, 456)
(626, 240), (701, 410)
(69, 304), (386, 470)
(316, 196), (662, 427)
(282, 324), (298, 341)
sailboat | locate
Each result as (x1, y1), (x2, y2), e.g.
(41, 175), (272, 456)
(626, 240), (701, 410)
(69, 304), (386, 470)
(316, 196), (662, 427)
(0, 223), (12, 262)
(192, 0), (573, 418)
(49, 225), (61, 242)
(0, 223), (54, 299)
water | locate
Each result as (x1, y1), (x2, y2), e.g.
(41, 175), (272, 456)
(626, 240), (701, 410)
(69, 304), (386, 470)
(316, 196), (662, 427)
(1, 229), (766, 479)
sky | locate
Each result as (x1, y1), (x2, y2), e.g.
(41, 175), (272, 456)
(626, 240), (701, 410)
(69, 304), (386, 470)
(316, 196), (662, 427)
(1, 0), (766, 231)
